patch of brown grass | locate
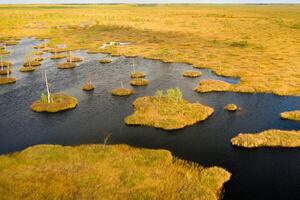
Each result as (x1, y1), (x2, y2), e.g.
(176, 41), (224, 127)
(280, 110), (300, 122)
(58, 62), (76, 69)
(130, 78), (149, 86)
(0, 77), (16, 85)
(111, 87), (134, 96)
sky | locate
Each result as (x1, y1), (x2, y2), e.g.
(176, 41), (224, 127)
(0, 0), (299, 4)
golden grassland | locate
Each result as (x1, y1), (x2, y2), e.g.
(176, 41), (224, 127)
(111, 87), (134, 96)
(125, 88), (214, 130)
(224, 104), (238, 111)
(183, 70), (202, 78)
(0, 4), (299, 95)
(0, 77), (16, 85)
(31, 93), (78, 112)
(231, 129), (300, 148)
(0, 144), (231, 200)
(280, 110), (300, 122)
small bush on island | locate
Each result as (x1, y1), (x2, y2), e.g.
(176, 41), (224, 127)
(183, 70), (202, 78)
(224, 104), (238, 112)
(231, 129), (300, 148)
(31, 71), (78, 113)
(130, 78), (149, 86)
(125, 88), (214, 130)
(280, 110), (300, 122)
(0, 144), (231, 200)
(99, 58), (112, 64)
(82, 74), (95, 91)
(58, 62), (76, 69)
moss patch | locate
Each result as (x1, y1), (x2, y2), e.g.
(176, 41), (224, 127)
(111, 87), (134, 96)
(58, 62), (76, 69)
(0, 77), (16, 85)
(130, 78), (149, 86)
(125, 88), (214, 130)
(231, 129), (300, 148)
(183, 70), (202, 78)
(31, 93), (78, 113)
(280, 110), (300, 122)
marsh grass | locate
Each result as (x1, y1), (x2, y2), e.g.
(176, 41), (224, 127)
(50, 54), (67, 60)
(99, 58), (112, 64)
(125, 88), (214, 130)
(0, 144), (231, 200)
(280, 110), (300, 122)
(224, 104), (238, 112)
(0, 77), (16, 85)
(31, 93), (78, 113)
(130, 78), (148, 86)
(58, 62), (76, 69)
(131, 71), (146, 78)
(111, 87), (134, 96)
(82, 83), (95, 91)
(183, 70), (202, 78)
(231, 129), (300, 148)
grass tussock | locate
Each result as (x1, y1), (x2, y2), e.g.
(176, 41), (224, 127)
(231, 129), (300, 148)
(31, 93), (78, 113)
(125, 88), (214, 130)
(224, 104), (238, 112)
(99, 58), (112, 64)
(23, 60), (41, 67)
(0, 144), (231, 200)
(50, 54), (67, 60)
(0, 69), (11, 75)
(58, 62), (76, 69)
(131, 71), (146, 78)
(82, 83), (95, 91)
(0, 77), (16, 85)
(4, 40), (18, 46)
(0, 61), (12, 68)
(111, 87), (134, 96)
(34, 56), (44, 62)
(183, 70), (202, 78)
(19, 66), (37, 72)
(195, 79), (231, 93)
(0, 50), (10, 55)
(280, 110), (300, 122)
(130, 78), (149, 86)
(67, 56), (83, 62)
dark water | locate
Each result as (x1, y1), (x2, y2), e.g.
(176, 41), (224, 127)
(1, 38), (300, 200)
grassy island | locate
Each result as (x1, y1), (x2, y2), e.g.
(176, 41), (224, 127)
(131, 71), (146, 78)
(0, 77), (16, 85)
(0, 50), (10, 55)
(82, 83), (95, 91)
(183, 70), (202, 78)
(0, 69), (11, 75)
(280, 110), (300, 122)
(130, 78), (149, 86)
(224, 104), (238, 112)
(58, 62), (77, 69)
(0, 61), (12, 68)
(50, 54), (67, 60)
(23, 60), (41, 67)
(67, 56), (83, 62)
(34, 56), (44, 62)
(19, 66), (37, 72)
(195, 79), (231, 93)
(231, 129), (300, 148)
(0, 144), (231, 200)
(111, 87), (134, 96)
(31, 93), (78, 113)
(125, 88), (214, 130)
(99, 58), (112, 64)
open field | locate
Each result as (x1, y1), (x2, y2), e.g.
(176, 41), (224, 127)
(0, 4), (299, 95)
(0, 144), (231, 200)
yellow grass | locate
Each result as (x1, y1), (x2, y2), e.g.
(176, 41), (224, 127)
(0, 4), (299, 95)
(130, 78), (149, 86)
(0, 69), (11, 75)
(195, 79), (232, 93)
(111, 87), (134, 96)
(131, 71), (146, 78)
(0, 61), (12, 68)
(82, 83), (95, 91)
(0, 77), (16, 85)
(183, 70), (202, 78)
(280, 110), (300, 122)
(58, 62), (76, 69)
(0, 144), (231, 200)
(99, 58), (112, 63)
(224, 104), (238, 111)
(231, 129), (300, 148)
(50, 54), (67, 60)
(31, 93), (78, 113)
(125, 88), (214, 130)
(19, 66), (37, 72)
(23, 60), (41, 67)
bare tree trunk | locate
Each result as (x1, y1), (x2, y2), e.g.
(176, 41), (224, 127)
(121, 81), (124, 88)
(45, 71), (51, 103)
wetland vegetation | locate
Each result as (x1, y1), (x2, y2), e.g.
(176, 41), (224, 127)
(231, 130), (300, 148)
(125, 88), (214, 130)
(280, 110), (300, 122)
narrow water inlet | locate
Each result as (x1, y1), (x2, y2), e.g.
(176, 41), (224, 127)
(0, 38), (300, 200)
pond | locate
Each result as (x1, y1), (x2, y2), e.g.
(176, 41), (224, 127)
(0, 38), (300, 200)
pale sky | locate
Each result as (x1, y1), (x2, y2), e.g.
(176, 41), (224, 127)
(0, 0), (299, 4)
